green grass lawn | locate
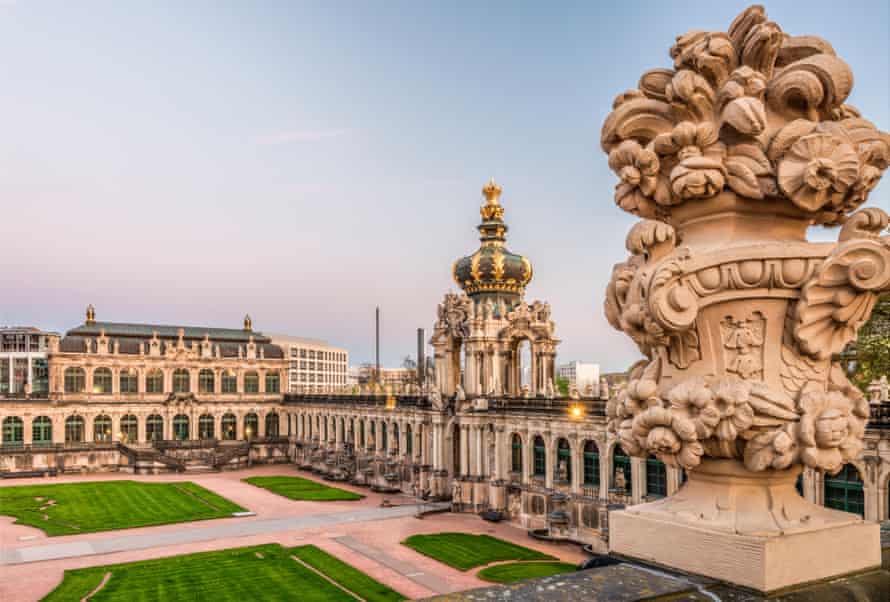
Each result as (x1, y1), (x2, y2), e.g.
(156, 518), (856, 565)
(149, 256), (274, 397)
(42, 544), (399, 602)
(243, 476), (363, 501)
(0, 480), (245, 536)
(476, 561), (577, 583)
(401, 533), (556, 571)
(292, 545), (406, 602)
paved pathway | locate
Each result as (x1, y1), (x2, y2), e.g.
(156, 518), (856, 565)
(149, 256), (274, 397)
(0, 503), (448, 565)
(334, 534), (453, 594)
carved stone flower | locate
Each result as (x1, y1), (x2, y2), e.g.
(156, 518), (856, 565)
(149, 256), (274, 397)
(654, 122), (726, 202)
(798, 384), (867, 474)
(711, 379), (754, 441)
(631, 405), (703, 468)
(743, 425), (797, 471)
(607, 140), (662, 218)
(668, 377), (720, 439)
(778, 132), (859, 212)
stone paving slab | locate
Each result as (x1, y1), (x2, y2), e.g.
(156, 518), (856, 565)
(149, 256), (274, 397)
(334, 534), (454, 594)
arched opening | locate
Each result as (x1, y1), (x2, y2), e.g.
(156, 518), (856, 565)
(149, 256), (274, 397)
(265, 372), (280, 393)
(511, 433), (523, 473)
(2, 416), (24, 447)
(556, 438), (571, 483)
(198, 369), (215, 394)
(172, 414), (189, 440)
(119, 369), (138, 394)
(221, 413), (236, 440)
(612, 445), (631, 495)
(64, 367), (86, 393)
(824, 464), (864, 517)
(518, 339), (532, 394)
(172, 369), (190, 393)
(65, 415), (85, 443)
(359, 419), (365, 448)
(32, 416), (52, 446)
(369, 421), (376, 450)
(244, 371), (259, 394)
(244, 413), (259, 439)
(392, 423), (400, 453)
(120, 414), (138, 442)
(221, 371), (237, 393)
(382, 422), (389, 451)
(92, 368), (112, 394)
(146, 414), (163, 441)
(583, 440), (600, 487)
(452, 424), (461, 475)
(533, 435), (546, 477)
(198, 414), (215, 439)
(405, 424), (413, 457)
(146, 370), (164, 394)
(266, 412), (280, 437)
(645, 455), (667, 498)
(93, 415), (112, 442)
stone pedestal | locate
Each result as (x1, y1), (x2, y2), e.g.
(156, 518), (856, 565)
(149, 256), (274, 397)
(609, 460), (881, 593)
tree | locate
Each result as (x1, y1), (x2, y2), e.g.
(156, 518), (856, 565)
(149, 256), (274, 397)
(848, 294), (890, 392)
(556, 376), (570, 397)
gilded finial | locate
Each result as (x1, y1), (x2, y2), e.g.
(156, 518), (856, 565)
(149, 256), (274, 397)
(243, 314), (252, 331)
(482, 177), (502, 204)
(86, 304), (95, 325)
(480, 177), (505, 221)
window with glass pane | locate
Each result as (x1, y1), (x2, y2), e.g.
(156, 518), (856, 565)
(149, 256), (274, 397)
(172, 370), (190, 393)
(32, 359), (49, 395)
(119, 370), (138, 394)
(32, 416), (52, 446)
(221, 372), (237, 393)
(93, 368), (112, 394)
(265, 372), (280, 393)
(824, 464), (864, 517)
(146, 370), (164, 393)
(265, 413), (279, 437)
(0, 358), (9, 394)
(556, 439), (572, 482)
(533, 436), (546, 476)
(13, 358), (27, 394)
(198, 370), (214, 394)
(221, 414), (236, 440)
(64, 368), (86, 393)
(2, 416), (23, 447)
(646, 455), (667, 498)
(198, 414), (214, 439)
(613, 446), (632, 494)
(511, 434), (523, 473)
(93, 415), (112, 442)
(65, 416), (84, 443)
(359, 420), (365, 447)
(244, 372), (259, 393)
(244, 413), (258, 439)
(120, 415), (138, 442)
(583, 441), (600, 486)
(173, 414), (189, 440)
(146, 414), (163, 441)
(382, 423), (388, 449)
(406, 424), (413, 456)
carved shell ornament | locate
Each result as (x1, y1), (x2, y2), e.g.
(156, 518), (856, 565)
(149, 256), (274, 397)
(600, 5), (889, 223)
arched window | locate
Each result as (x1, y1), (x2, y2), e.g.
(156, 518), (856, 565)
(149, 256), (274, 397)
(613, 445), (631, 494)
(533, 435), (546, 477)
(221, 413), (236, 440)
(359, 420), (366, 448)
(405, 424), (413, 456)
(173, 414), (189, 440)
(198, 369), (215, 394)
(244, 413), (259, 439)
(265, 372), (280, 394)
(64, 367), (86, 393)
(511, 434), (523, 473)
(32, 416), (52, 446)
(93, 415), (112, 442)
(221, 371), (237, 393)
(2, 416), (24, 447)
(244, 371), (259, 394)
(583, 441), (600, 486)
(146, 370), (164, 394)
(120, 414), (138, 442)
(92, 368), (112, 394)
(556, 438), (572, 483)
(198, 414), (215, 439)
(119, 369), (138, 394)
(172, 369), (190, 393)
(382, 422), (389, 450)
(329, 416), (336, 441)
(646, 455), (667, 498)
(392, 423), (400, 452)
(65, 416), (85, 443)
(266, 412), (280, 437)
(824, 464), (864, 517)
(369, 422), (376, 449)
(146, 414), (163, 441)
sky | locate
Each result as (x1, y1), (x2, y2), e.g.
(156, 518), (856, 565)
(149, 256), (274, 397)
(1, 0), (888, 372)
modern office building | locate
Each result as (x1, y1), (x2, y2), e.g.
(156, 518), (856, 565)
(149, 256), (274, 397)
(556, 361), (601, 395)
(0, 327), (58, 397)
(268, 335), (349, 393)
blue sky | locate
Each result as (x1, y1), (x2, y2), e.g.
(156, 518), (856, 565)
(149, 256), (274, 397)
(1, 1), (888, 371)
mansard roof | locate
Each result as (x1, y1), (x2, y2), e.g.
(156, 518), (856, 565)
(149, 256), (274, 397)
(66, 321), (271, 344)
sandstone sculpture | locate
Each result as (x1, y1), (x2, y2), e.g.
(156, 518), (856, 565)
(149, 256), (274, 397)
(601, 5), (889, 592)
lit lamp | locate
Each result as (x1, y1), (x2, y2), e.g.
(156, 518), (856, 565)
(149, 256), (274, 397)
(569, 404), (583, 419)
(245, 426), (253, 440)
(118, 431), (126, 443)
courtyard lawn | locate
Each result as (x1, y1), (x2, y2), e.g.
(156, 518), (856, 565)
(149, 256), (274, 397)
(43, 544), (395, 601)
(243, 476), (363, 501)
(0, 480), (245, 536)
(477, 561), (577, 583)
(292, 545), (407, 602)
(401, 533), (556, 571)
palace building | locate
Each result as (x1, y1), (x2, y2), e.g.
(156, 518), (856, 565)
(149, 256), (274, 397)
(2, 181), (889, 550)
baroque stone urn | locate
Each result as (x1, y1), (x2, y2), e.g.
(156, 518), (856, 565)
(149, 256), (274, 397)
(600, 5), (890, 592)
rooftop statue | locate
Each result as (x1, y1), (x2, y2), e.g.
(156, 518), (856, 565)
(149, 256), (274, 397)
(601, 5), (889, 593)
